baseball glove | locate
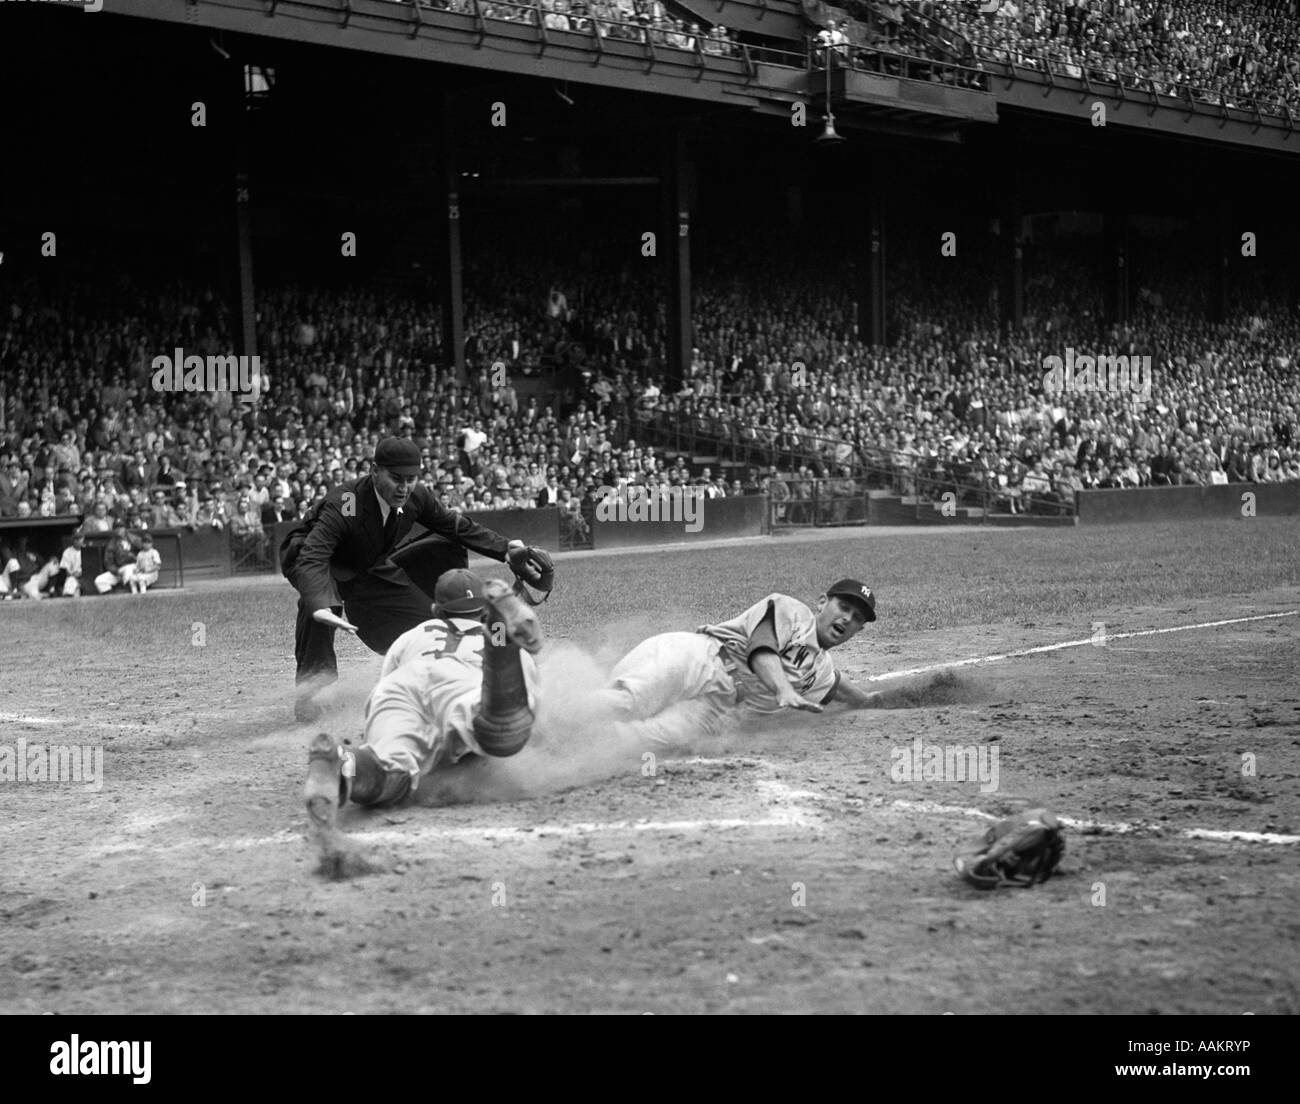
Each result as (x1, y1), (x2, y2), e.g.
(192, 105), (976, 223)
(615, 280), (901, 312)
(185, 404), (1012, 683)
(506, 544), (554, 605)
(954, 808), (1064, 889)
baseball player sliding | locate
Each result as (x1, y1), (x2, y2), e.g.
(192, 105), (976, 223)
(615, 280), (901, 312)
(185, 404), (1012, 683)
(303, 568), (543, 827)
(594, 579), (882, 751)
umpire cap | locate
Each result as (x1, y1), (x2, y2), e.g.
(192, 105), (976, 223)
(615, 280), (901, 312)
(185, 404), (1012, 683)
(374, 437), (422, 477)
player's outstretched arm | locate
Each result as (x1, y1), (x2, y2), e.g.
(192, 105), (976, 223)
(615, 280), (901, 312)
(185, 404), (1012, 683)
(829, 675), (884, 709)
(749, 648), (823, 713)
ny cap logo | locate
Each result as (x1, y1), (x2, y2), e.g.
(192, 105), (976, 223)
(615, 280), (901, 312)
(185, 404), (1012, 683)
(861, 586), (871, 597)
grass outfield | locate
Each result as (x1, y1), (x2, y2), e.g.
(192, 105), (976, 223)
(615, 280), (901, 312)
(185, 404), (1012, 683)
(3, 519), (1297, 656)
(562, 518), (1300, 637)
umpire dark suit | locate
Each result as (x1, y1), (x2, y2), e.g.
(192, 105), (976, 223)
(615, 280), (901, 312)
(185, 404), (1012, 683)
(280, 439), (515, 717)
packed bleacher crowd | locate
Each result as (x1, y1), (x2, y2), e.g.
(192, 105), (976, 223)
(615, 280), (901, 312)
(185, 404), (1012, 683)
(850, 0), (1300, 118)
(423, 0), (741, 57)
(633, 244), (1300, 517)
(2, 235), (1299, 594)
(374, 0), (1300, 112)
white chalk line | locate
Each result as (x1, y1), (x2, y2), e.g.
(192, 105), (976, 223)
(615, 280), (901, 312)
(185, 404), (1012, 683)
(887, 798), (1299, 846)
(852, 610), (1300, 847)
(0, 712), (148, 731)
(863, 610), (1298, 683)
(93, 757), (826, 857)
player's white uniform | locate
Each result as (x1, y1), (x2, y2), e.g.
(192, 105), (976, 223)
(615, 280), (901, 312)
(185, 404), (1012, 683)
(605, 594), (839, 749)
(363, 616), (540, 793)
(0, 556), (18, 597)
(19, 559), (60, 600)
(59, 545), (82, 597)
(132, 547), (162, 591)
(701, 593), (838, 712)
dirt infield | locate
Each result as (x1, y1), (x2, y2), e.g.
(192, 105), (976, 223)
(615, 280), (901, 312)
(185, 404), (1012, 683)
(1, 521), (1297, 1014)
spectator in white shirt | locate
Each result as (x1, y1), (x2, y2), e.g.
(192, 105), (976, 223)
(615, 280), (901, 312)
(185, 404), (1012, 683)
(130, 535), (163, 594)
(57, 534), (86, 597)
(542, 0), (570, 30)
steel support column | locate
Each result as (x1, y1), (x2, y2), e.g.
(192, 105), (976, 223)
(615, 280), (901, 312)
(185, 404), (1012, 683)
(1105, 209), (1129, 327)
(229, 65), (257, 363)
(856, 161), (886, 347)
(998, 183), (1023, 331)
(661, 130), (692, 390)
(441, 94), (466, 380)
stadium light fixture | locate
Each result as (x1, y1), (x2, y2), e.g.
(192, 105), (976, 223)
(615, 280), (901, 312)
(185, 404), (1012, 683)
(816, 49), (845, 144)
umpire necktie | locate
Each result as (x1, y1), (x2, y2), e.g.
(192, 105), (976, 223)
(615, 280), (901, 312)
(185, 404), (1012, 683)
(382, 506), (400, 551)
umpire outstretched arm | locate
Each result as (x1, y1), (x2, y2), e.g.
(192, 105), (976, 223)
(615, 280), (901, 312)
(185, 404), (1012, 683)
(294, 483), (511, 617)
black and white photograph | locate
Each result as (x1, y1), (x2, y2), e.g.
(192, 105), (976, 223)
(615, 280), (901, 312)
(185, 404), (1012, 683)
(1, 0), (1297, 1050)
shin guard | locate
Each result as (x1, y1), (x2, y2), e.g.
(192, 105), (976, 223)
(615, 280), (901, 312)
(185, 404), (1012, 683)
(472, 588), (538, 758)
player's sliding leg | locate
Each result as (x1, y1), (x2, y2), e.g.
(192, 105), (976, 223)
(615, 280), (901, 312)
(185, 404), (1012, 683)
(303, 731), (352, 831)
(305, 732), (427, 827)
(594, 632), (737, 721)
(471, 580), (543, 757)
(613, 695), (737, 755)
(304, 655), (513, 825)
(304, 667), (434, 827)
(482, 579), (543, 655)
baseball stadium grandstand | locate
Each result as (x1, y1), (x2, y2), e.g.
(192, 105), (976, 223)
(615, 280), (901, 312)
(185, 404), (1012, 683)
(2, 0), (1298, 593)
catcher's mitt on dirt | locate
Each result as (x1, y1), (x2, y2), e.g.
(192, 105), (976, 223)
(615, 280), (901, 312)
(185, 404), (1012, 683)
(506, 544), (554, 606)
(954, 808), (1065, 889)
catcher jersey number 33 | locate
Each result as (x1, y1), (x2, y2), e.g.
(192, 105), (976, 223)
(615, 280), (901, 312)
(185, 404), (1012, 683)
(381, 617), (486, 678)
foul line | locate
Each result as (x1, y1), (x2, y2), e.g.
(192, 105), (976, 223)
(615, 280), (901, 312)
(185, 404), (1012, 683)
(94, 758), (825, 856)
(865, 610), (1298, 683)
(0, 713), (147, 731)
(889, 798), (1300, 846)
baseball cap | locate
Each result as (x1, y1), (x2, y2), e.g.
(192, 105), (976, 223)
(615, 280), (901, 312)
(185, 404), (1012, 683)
(434, 568), (486, 616)
(374, 437), (422, 477)
(825, 578), (876, 622)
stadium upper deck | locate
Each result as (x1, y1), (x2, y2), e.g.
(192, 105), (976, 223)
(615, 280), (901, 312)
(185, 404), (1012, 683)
(90, 0), (1300, 151)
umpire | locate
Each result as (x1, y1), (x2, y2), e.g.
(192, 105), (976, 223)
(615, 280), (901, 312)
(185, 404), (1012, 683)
(281, 436), (552, 722)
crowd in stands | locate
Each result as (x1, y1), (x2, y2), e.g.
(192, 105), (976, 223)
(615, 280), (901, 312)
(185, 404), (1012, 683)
(850, 0), (1300, 118)
(649, 244), (1299, 515)
(2, 232), (1298, 596)
(424, 0), (741, 57)
(393, 0), (1300, 113)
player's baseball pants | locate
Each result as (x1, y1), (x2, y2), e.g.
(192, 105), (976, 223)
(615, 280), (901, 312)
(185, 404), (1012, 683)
(602, 632), (739, 751)
(360, 654), (541, 803)
(94, 565), (136, 593)
(20, 563), (58, 599)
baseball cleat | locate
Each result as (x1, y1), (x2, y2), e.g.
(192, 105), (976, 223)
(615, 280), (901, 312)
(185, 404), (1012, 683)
(304, 731), (347, 831)
(483, 579), (543, 655)
(473, 581), (540, 757)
